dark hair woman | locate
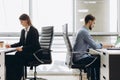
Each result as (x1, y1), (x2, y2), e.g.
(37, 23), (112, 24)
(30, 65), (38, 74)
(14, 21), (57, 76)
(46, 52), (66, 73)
(5, 13), (41, 80)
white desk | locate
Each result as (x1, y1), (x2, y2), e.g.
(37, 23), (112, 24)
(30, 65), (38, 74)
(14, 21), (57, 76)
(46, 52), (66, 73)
(90, 49), (120, 80)
(0, 48), (16, 80)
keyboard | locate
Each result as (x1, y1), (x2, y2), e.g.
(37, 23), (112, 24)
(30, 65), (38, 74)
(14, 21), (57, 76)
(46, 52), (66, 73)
(107, 47), (120, 50)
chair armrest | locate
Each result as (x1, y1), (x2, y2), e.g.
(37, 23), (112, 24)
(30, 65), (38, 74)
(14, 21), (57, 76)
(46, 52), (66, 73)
(34, 48), (51, 54)
(72, 51), (98, 68)
(72, 51), (91, 54)
(33, 49), (44, 63)
(85, 57), (97, 67)
(33, 48), (52, 64)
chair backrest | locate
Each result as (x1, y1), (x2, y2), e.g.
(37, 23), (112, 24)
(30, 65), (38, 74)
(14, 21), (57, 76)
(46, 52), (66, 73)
(40, 26), (54, 49)
(39, 26), (54, 63)
(62, 24), (73, 68)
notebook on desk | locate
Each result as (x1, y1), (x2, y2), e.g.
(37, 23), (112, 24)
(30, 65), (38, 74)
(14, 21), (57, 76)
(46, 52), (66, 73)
(107, 37), (120, 50)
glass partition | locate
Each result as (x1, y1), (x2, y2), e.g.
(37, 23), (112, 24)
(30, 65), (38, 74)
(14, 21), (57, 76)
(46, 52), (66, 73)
(74, 0), (117, 33)
(74, 0), (118, 44)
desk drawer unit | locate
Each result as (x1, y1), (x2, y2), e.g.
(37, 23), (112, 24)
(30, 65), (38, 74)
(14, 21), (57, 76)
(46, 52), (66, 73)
(90, 49), (120, 80)
(101, 53), (120, 80)
(101, 52), (108, 66)
(100, 52), (109, 77)
(100, 52), (109, 80)
(0, 52), (5, 80)
(101, 74), (108, 80)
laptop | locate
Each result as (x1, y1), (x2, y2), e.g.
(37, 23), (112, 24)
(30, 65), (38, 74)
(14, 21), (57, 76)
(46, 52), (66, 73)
(107, 37), (120, 50)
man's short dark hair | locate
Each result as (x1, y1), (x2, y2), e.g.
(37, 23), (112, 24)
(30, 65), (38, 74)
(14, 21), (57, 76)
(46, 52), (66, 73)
(85, 14), (95, 24)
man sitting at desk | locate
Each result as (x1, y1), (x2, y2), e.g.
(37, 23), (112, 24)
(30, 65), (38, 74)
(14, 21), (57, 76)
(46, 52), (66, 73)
(73, 14), (113, 80)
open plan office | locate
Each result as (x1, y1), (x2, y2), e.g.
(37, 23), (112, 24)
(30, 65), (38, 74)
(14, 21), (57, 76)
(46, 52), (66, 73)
(0, 0), (120, 80)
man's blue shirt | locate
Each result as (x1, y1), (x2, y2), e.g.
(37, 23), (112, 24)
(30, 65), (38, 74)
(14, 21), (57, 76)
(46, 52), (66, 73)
(73, 26), (102, 60)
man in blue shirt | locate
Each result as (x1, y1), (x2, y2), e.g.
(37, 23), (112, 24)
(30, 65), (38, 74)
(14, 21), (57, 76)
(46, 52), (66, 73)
(73, 14), (112, 80)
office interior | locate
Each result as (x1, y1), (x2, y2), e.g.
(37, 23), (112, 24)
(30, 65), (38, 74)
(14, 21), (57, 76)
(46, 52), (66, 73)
(0, 0), (120, 80)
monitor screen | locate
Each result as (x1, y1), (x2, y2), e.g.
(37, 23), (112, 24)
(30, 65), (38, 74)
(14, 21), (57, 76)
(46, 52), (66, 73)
(115, 37), (120, 47)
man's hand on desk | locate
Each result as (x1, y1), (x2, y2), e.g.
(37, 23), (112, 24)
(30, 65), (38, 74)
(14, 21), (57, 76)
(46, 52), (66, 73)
(102, 44), (115, 48)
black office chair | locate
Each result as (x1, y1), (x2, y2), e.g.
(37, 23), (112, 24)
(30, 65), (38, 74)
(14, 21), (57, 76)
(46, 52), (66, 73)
(24, 26), (54, 80)
(62, 24), (97, 80)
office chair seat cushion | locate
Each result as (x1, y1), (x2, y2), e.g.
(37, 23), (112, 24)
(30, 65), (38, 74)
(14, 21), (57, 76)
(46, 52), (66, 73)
(26, 60), (41, 66)
(26, 55), (52, 67)
(71, 63), (85, 69)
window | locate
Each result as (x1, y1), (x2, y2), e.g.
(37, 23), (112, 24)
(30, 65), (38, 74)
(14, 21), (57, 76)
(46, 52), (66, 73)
(32, 0), (73, 33)
(110, 0), (117, 32)
(0, 0), (29, 32)
(0, 0), (73, 33)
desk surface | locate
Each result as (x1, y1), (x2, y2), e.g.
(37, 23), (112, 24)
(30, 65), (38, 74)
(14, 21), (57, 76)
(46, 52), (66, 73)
(98, 49), (120, 54)
(0, 48), (16, 53)
(90, 49), (120, 55)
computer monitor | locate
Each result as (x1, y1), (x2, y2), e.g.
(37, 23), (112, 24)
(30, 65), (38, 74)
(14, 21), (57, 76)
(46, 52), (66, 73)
(115, 37), (120, 47)
(107, 37), (120, 50)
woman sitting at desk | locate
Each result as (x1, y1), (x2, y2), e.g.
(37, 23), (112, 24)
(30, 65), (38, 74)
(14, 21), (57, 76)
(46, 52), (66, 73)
(5, 14), (41, 80)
